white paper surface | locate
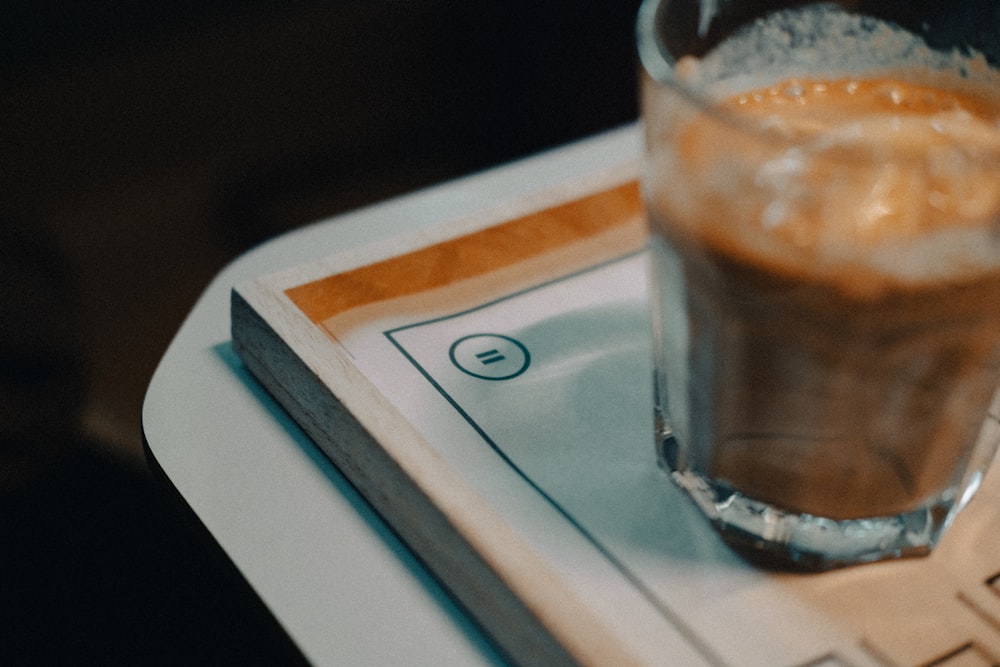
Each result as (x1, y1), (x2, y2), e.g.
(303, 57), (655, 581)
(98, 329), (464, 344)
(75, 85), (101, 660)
(325, 250), (1000, 667)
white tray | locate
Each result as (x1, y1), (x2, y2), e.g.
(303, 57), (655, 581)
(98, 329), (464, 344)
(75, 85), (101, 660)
(232, 165), (1000, 667)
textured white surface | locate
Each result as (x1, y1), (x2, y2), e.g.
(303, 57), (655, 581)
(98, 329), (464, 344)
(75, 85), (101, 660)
(142, 126), (642, 666)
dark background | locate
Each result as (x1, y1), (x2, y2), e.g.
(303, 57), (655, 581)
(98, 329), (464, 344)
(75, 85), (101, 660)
(1, 2), (638, 663)
(3, 0), (639, 461)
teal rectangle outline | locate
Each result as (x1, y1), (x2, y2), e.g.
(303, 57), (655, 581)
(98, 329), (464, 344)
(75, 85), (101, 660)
(383, 249), (728, 667)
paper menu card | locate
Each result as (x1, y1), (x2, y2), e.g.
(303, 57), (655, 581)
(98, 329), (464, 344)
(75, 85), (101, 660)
(231, 166), (1000, 667)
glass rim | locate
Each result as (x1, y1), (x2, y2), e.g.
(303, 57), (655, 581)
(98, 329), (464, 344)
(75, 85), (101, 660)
(635, 0), (1000, 165)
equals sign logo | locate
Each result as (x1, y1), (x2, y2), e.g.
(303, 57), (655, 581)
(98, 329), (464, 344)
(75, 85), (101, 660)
(475, 349), (506, 365)
(450, 334), (530, 381)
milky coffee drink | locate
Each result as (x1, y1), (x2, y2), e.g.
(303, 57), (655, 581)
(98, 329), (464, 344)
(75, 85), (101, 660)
(643, 5), (1000, 531)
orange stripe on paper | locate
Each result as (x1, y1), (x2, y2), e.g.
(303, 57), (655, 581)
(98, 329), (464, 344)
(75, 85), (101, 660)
(285, 180), (641, 325)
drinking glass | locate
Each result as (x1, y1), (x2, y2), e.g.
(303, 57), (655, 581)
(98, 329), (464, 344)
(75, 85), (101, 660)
(638, 0), (1000, 569)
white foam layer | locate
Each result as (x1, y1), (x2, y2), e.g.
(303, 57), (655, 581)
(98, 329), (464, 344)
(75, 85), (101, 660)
(687, 3), (994, 94)
(647, 4), (1000, 293)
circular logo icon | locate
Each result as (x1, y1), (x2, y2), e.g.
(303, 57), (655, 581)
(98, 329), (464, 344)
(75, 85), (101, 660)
(449, 334), (530, 381)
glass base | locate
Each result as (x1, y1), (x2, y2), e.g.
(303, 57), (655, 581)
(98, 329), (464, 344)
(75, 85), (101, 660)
(656, 435), (959, 571)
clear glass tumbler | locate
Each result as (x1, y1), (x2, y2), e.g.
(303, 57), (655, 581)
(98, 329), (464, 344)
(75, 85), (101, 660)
(638, 0), (1000, 569)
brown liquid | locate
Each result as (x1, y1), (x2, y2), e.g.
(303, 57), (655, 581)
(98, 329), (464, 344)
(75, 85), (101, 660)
(650, 74), (1000, 519)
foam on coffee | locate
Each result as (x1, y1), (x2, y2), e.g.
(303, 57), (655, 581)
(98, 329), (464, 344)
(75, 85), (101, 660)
(645, 3), (1000, 298)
